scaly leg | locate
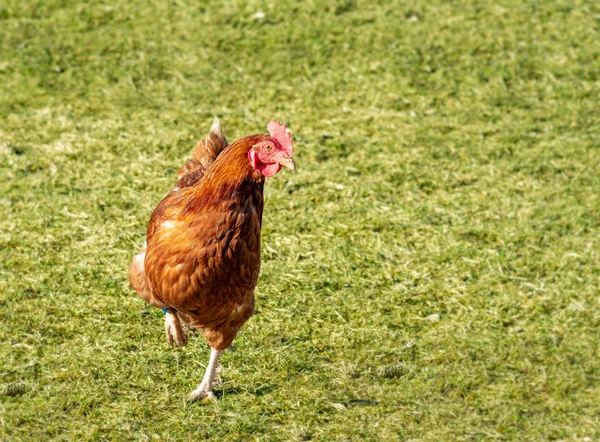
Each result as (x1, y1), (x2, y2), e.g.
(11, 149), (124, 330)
(164, 308), (187, 347)
(189, 347), (222, 400)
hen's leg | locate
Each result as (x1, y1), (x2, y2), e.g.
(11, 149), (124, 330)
(189, 347), (222, 400)
(164, 308), (187, 347)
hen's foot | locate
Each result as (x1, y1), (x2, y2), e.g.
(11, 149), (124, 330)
(164, 309), (187, 347)
(189, 348), (222, 401)
(189, 382), (216, 401)
(188, 363), (222, 400)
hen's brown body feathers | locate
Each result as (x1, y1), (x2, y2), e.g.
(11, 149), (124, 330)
(129, 122), (268, 350)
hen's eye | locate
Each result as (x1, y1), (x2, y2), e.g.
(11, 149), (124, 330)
(264, 144), (273, 151)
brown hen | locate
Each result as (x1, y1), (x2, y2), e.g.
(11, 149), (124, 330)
(129, 118), (295, 399)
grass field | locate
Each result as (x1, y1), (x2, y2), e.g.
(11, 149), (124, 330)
(1, 0), (599, 440)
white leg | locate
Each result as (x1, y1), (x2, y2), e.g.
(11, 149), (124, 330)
(164, 308), (187, 347)
(189, 347), (222, 400)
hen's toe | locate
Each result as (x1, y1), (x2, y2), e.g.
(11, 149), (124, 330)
(164, 309), (187, 347)
(189, 387), (216, 401)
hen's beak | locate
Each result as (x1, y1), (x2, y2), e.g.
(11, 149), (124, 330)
(279, 157), (296, 171)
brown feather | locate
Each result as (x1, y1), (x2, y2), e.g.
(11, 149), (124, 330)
(173, 118), (228, 191)
(130, 124), (271, 350)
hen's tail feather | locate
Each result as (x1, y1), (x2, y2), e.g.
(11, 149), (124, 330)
(174, 118), (228, 190)
(193, 118), (228, 165)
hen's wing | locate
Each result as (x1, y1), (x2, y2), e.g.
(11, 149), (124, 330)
(173, 118), (228, 191)
(134, 118), (228, 287)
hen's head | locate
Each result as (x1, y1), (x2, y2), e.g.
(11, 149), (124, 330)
(248, 120), (295, 177)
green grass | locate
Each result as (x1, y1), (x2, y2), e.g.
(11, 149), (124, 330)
(1, 0), (599, 440)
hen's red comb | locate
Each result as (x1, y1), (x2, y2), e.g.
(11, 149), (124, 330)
(267, 120), (294, 156)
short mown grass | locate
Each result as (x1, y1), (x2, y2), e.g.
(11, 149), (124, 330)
(1, 0), (599, 440)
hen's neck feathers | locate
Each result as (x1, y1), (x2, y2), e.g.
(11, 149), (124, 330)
(182, 135), (266, 214)
(203, 135), (265, 187)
